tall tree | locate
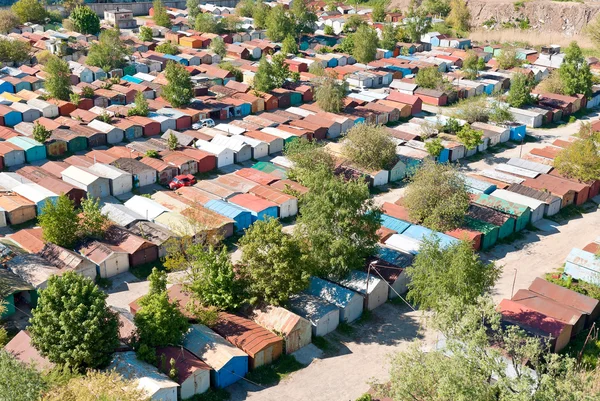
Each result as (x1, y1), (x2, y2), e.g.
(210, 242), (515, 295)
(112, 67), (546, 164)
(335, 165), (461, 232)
(167, 241), (246, 311)
(86, 28), (131, 71)
(265, 5), (292, 42)
(139, 26), (154, 42)
(153, 0), (172, 28)
(38, 194), (79, 248)
(496, 46), (521, 69)
(253, 54), (291, 92)
(507, 72), (534, 107)
(342, 123), (397, 171)
(78, 195), (108, 239)
(162, 61), (194, 107)
(425, 137), (444, 157)
(43, 371), (149, 401)
(167, 131), (178, 150)
(127, 91), (150, 117)
(186, 0), (201, 24)
(446, 0), (470, 32)
(252, 0), (269, 29)
(554, 137), (600, 182)
(194, 12), (220, 33)
(284, 138), (335, 185)
(235, 0), (255, 17)
(380, 24), (398, 51)
(44, 56), (72, 101)
(415, 66), (451, 91)
(372, 0), (387, 22)
(32, 121), (52, 143)
(134, 270), (189, 348)
(210, 36), (226, 58)
(313, 70), (347, 113)
(29, 272), (120, 369)
(11, 0), (46, 24)
(352, 25), (378, 64)
(403, 160), (470, 231)
(559, 41), (593, 97)
(69, 6), (100, 35)
(456, 123), (483, 150)
(0, 351), (46, 401)
(290, 0), (317, 38)
(0, 10), (20, 34)
(156, 40), (179, 55)
(239, 218), (310, 305)
(282, 34), (298, 55)
(462, 50), (484, 80)
(420, 0), (451, 16)
(294, 168), (381, 279)
(0, 38), (31, 64)
(406, 237), (500, 312)
(403, 6), (431, 42)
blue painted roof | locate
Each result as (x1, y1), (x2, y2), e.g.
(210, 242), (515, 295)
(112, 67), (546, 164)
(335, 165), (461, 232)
(122, 75), (144, 84)
(381, 214), (411, 233)
(289, 293), (339, 321)
(463, 175), (496, 194)
(306, 277), (358, 308)
(7, 136), (44, 150)
(564, 248), (600, 285)
(163, 54), (185, 62)
(376, 246), (414, 268)
(403, 225), (459, 248)
(205, 199), (249, 219)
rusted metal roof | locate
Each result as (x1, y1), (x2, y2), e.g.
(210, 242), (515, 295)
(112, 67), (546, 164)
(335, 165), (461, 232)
(176, 186), (220, 205)
(512, 289), (584, 328)
(529, 146), (561, 160)
(212, 312), (283, 358)
(8, 227), (44, 253)
(523, 174), (586, 197)
(234, 168), (279, 186)
(155, 346), (211, 384)
(528, 277), (599, 316)
(497, 299), (568, 338)
(4, 330), (54, 371)
(269, 179), (308, 195)
(249, 185), (295, 205)
(229, 193), (278, 213)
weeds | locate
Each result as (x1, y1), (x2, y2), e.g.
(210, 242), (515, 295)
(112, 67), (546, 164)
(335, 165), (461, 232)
(245, 355), (305, 386)
(188, 389), (230, 401)
(337, 322), (355, 336)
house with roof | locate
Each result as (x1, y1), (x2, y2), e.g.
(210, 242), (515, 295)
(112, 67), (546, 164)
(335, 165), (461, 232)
(87, 163), (133, 196)
(103, 225), (159, 268)
(78, 240), (130, 278)
(306, 277), (362, 323)
(7, 136), (46, 162)
(251, 305), (312, 354)
(129, 221), (175, 258)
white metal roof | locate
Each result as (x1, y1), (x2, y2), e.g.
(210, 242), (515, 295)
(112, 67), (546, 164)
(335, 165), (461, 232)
(214, 123), (245, 136)
(108, 351), (178, 397)
(88, 163), (132, 180)
(480, 169), (525, 184)
(61, 166), (103, 186)
(88, 119), (118, 133)
(0, 172), (32, 190)
(495, 163), (539, 179)
(384, 234), (421, 255)
(490, 189), (546, 210)
(183, 324), (247, 371)
(12, 183), (57, 203)
(507, 158), (553, 174)
(124, 195), (169, 221)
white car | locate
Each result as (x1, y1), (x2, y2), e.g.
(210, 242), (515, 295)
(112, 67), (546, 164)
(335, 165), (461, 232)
(192, 118), (215, 130)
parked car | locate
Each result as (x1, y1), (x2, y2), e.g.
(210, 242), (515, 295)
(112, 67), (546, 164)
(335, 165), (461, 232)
(192, 118), (215, 130)
(168, 174), (197, 189)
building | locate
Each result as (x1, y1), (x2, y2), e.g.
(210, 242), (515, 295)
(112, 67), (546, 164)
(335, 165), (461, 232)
(38, 243), (96, 280)
(155, 347), (210, 399)
(4, 330), (54, 370)
(0, 269), (34, 318)
(87, 163), (133, 196)
(78, 241), (130, 278)
(305, 277), (363, 323)
(104, 9), (137, 29)
(251, 305), (312, 354)
(61, 166), (111, 199)
(288, 294), (340, 337)
(335, 270), (388, 311)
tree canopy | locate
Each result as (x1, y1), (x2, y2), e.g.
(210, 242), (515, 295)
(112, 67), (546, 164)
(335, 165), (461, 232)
(406, 237), (501, 312)
(313, 70), (347, 113)
(43, 371), (150, 401)
(559, 41), (593, 97)
(210, 36), (226, 58)
(139, 26), (153, 42)
(0, 351), (46, 401)
(11, 0), (47, 24)
(496, 47), (521, 69)
(253, 53), (291, 92)
(342, 123), (397, 171)
(380, 24), (398, 51)
(352, 25), (378, 64)
(462, 51), (485, 80)
(415, 66), (452, 92)
(290, 0), (317, 37)
(162, 61), (194, 107)
(78, 195), (109, 240)
(69, 6), (100, 35)
(86, 28), (131, 71)
(266, 5), (292, 42)
(38, 194), (79, 248)
(446, 0), (470, 32)
(284, 137), (335, 185)
(425, 137), (444, 157)
(371, 0), (387, 22)
(282, 34), (298, 55)
(153, 0), (172, 27)
(456, 123), (483, 150)
(33, 121), (52, 144)
(507, 72), (534, 107)
(0, 10), (21, 34)
(0, 38), (30, 64)
(44, 56), (72, 101)
(29, 272), (120, 370)
(194, 12), (220, 33)
(554, 134), (600, 182)
(155, 40), (179, 55)
(403, 160), (470, 231)
(127, 91), (150, 117)
(294, 168), (381, 279)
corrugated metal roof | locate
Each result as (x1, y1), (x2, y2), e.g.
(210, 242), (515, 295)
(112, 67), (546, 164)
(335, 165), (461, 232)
(306, 277), (360, 308)
(512, 289), (583, 326)
(480, 170), (525, 184)
(498, 299), (567, 338)
(124, 196), (169, 221)
(205, 199), (249, 219)
(108, 351), (179, 393)
(495, 163), (539, 179)
(229, 193), (278, 213)
(183, 324), (248, 371)
(472, 194), (530, 217)
(381, 214), (411, 233)
(507, 157), (553, 174)
(564, 248), (600, 285)
(403, 225), (459, 248)
(528, 277), (599, 315)
(336, 270), (384, 296)
(384, 233), (422, 255)
(251, 305), (308, 337)
(506, 183), (560, 205)
(211, 312), (283, 358)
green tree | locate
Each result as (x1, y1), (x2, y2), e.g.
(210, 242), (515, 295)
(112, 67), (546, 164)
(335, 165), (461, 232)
(342, 14), (365, 33)
(406, 237), (500, 312)
(253, 54), (291, 92)
(488, 101), (514, 124)
(282, 34), (298, 55)
(507, 72), (534, 107)
(313, 70), (347, 113)
(380, 24), (398, 51)
(252, 0), (269, 29)
(44, 56), (72, 101)
(446, 0), (470, 32)
(11, 0), (47, 23)
(194, 12), (220, 33)
(0, 351), (46, 401)
(210, 36), (226, 58)
(236, 0), (255, 17)
(462, 51), (484, 80)
(167, 131), (178, 150)
(69, 6), (100, 35)
(32, 121), (52, 143)
(323, 25), (334, 35)
(43, 371), (149, 401)
(153, 0), (172, 28)
(496, 47), (521, 69)
(0, 38), (31, 63)
(69, 92), (80, 106)
(352, 25), (378, 64)
(220, 15), (242, 33)
(219, 61), (243, 82)
(343, 123), (397, 171)
(372, 0), (386, 22)
(443, 117), (460, 134)
(554, 137), (600, 182)
(403, 7), (431, 42)
(81, 86), (95, 98)
(139, 26), (154, 42)
(424, 137), (444, 157)
(559, 41), (593, 97)
(29, 272), (120, 369)
(308, 61), (325, 75)
(134, 273), (189, 348)
(38, 194), (79, 248)
(127, 91), (149, 117)
(156, 40), (179, 55)
(239, 218), (310, 305)
(0, 10), (21, 34)
(186, 0), (201, 24)
(290, 0), (317, 37)
(415, 66), (450, 91)
(421, 0), (450, 16)
(294, 168), (381, 279)
(403, 160), (470, 231)
(78, 195), (108, 239)
(87, 28), (131, 71)
(162, 61), (194, 107)
(266, 5), (292, 42)
(456, 123), (483, 150)
(338, 33), (355, 54)
(284, 138), (335, 184)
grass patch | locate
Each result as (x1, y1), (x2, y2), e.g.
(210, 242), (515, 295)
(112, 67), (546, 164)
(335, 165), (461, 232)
(545, 270), (600, 301)
(337, 322), (355, 336)
(245, 355), (305, 386)
(187, 388), (230, 401)
(497, 230), (527, 245)
(95, 275), (112, 289)
(547, 204), (585, 223)
(223, 231), (243, 249)
(130, 259), (167, 280)
(561, 325), (600, 370)
(356, 309), (373, 324)
(312, 336), (338, 354)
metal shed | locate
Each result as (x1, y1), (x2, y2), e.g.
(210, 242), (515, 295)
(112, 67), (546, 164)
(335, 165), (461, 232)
(212, 312), (284, 370)
(381, 214), (411, 234)
(155, 346), (211, 399)
(463, 216), (499, 250)
(12, 183), (58, 215)
(87, 163), (133, 196)
(288, 294), (340, 337)
(61, 166), (111, 199)
(306, 277), (363, 323)
(384, 233), (422, 255)
(506, 183), (561, 217)
(402, 225), (459, 249)
(102, 203), (146, 228)
(472, 193), (532, 232)
(228, 193), (278, 222)
(7, 137), (46, 163)
(335, 270), (388, 311)
(183, 324), (249, 389)
(467, 204), (515, 239)
(211, 134), (252, 163)
(251, 305), (312, 354)
(195, 139), (235, 168)
(506, 157), (553, 175)
(564, 248), (600, 286)
(495, 163), (539, 179)
(204, 199), (252, 232)
(249, 185), (297, 218)
(370, 249), (413, 298)
(489, 189), (545, 223)
(463, 175), (496, 195)
(124, 195), (169, 221)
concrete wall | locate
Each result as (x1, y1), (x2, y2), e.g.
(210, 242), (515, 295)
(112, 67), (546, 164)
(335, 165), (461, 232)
(87, 0), (238, 17)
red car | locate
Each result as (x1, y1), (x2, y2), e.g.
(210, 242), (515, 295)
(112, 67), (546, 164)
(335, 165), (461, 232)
(169, 174), (196, 190)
